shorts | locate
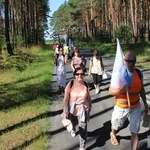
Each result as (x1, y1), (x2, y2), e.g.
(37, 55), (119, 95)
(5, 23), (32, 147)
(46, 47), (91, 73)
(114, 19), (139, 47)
(111, 104), (141, 133)
(91, 73), (102, 84)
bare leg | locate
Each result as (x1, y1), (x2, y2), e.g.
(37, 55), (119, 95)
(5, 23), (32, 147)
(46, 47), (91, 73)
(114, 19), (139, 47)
(131, 132), (138, 150)
(94, 84), (97, 89)
(96, 83), (99, 89)
(94, 84), (99, 94)
(110, 127), (119, 145)
(96, 84), (99, 89)
(111, 127), (117, 138)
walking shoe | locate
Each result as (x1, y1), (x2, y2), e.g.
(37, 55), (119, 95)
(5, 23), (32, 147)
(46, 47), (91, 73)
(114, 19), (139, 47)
(95, 88), (98, 94)
(70, 130), (76, 137)
(95, 88), (99, 94)
(79, 148), (85, 150)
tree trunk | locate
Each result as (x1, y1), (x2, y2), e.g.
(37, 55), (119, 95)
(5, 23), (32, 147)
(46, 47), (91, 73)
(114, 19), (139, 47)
(130, 0), (138, 43)
(5, 0), (13, 55)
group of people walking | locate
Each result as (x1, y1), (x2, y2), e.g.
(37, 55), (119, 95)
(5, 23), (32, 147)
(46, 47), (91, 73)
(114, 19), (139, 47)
(53, 43), (105, 95)
(53, 43), (149, 150)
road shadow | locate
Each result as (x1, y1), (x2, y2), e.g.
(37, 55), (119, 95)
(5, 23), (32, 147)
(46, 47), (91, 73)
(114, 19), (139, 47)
(118, 130), (150, 150)
(87, 121), (111, 149)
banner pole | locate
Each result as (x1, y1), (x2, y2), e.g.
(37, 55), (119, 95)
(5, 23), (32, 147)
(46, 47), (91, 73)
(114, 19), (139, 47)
(126, 90), (130, 108)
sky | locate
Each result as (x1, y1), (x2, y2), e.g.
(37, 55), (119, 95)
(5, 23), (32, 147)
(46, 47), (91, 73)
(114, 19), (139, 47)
(46, 0), (67, 40)
(49, 0), (68, 16)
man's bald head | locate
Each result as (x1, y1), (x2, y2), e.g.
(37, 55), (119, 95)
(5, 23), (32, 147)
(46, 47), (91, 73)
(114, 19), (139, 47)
(124, 52), (136, 61)
(124, 52), (136, 72)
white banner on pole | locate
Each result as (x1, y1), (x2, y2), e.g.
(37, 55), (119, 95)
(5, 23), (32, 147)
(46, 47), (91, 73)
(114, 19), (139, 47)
(110, 39), (128, 89)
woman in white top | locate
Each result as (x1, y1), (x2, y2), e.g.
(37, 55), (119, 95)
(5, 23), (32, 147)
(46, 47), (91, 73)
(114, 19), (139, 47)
(54, 47), (67, 93)
(88, 50), (104, 94)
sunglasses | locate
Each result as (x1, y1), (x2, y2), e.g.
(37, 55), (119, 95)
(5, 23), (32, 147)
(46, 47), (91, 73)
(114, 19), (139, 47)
(124, 59), (136, 64)
(75, 73), (84, 76)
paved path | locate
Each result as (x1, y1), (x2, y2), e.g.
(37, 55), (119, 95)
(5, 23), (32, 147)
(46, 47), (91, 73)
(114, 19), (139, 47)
(48, 50), (150, 150)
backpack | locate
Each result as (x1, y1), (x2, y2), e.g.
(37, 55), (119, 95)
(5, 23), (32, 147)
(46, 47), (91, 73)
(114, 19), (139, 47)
(55, 54), (65, 66)
(135, 68), (141, 79)
(90, 56), (102, 67)
(70, 80), (88, 89)
(72, 56), (85, 68)
(56, 54), (65, 59)
(91, 56), (102, 63)
(90, 56), (103, 73)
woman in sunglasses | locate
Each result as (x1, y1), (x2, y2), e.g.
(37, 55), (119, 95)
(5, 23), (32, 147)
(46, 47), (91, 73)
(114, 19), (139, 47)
(62, 67), (92, 150)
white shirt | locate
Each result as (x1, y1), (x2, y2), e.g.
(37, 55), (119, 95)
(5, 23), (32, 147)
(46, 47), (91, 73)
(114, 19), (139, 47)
(91, 57), (103, 75)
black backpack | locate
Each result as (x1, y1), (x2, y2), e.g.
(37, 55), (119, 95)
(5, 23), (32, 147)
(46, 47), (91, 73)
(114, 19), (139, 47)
(91, 56), (102, 63)
(70, 80), (88, 89)
(135, 68), (141, 79)
(55, 54), (65, 66)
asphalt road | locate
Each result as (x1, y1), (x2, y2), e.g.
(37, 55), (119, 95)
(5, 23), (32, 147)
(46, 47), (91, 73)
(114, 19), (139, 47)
(48, 49), (150, 150)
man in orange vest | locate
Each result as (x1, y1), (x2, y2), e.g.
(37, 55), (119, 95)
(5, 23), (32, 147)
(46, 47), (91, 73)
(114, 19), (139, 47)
(109, 52), (149, 150)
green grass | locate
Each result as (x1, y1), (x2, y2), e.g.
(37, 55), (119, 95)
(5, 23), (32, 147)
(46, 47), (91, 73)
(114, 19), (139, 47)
(0, 45), (54, 149)
(77, 41), (150, 69)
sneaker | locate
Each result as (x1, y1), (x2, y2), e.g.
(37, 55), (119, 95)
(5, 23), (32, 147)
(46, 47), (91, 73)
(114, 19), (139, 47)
(79, 148), (85, 150)
(71, 130), (76, 137)
(95, 88), (99, 94)
(95, 88), (98, 94)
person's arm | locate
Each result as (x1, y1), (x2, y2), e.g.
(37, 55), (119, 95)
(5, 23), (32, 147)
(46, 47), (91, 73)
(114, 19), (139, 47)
(53, 55), (57, 64)
(88, 59), (92, 76)
(139, 72), (149, 113)
(83, 57), (87, 68)
(100, 57), (104, 71)
(140, 84), (149, 112)
(71, 59), (75, 71)
(54, 50), (56, 56)
(67, 47), (69, 54)
(109, 86), (127, 95)
(63, 84), (70, 119)
(87, 91), (92, 109)
(65, 55), (68, 63)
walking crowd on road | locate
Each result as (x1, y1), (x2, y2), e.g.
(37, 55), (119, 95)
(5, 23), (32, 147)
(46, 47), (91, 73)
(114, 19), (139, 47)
(52, 40), (150, 150)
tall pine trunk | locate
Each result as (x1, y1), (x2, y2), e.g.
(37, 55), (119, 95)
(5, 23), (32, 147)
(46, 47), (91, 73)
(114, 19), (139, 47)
(130, 0), (138, 43)
(5, 0), (13, 55)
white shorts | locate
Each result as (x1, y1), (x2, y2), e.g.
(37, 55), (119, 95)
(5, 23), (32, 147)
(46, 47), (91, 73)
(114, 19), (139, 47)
(111, 104), (141, 133)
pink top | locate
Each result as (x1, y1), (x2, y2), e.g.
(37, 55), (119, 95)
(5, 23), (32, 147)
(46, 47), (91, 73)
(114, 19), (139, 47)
(65, 81), (90, 116)
(72, 57), (84, 69)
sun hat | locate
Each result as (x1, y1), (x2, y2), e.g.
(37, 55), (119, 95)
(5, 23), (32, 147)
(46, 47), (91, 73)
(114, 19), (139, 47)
(62, 119), (73, 132)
